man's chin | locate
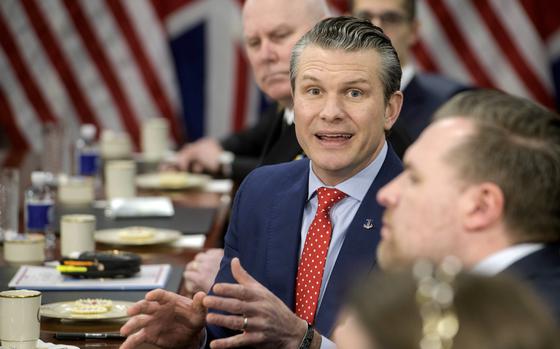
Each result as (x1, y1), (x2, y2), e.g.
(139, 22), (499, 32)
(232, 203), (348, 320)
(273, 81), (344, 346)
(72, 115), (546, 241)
(261, 84), (291, 103)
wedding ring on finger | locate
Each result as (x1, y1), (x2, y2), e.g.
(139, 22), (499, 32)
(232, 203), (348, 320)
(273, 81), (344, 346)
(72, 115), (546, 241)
(241, 315), (249, 331)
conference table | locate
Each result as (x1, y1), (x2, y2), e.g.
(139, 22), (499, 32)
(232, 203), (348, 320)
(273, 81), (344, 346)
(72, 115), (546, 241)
(0, 152), (232, 348)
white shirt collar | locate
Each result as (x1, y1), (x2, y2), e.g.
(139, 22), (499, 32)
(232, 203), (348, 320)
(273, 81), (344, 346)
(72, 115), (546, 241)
(284, 108), (294, 125)
(307, 141), (388, 202)
(471, 243), (545, 276)
(400, 64), (415, 90)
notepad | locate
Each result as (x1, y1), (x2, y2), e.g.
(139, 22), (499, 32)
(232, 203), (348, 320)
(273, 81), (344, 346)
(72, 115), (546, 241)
(8, 264), (171, 291)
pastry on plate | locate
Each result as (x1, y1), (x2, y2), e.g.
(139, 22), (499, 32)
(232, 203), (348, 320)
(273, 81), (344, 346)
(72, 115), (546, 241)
(117, 226), (157, 242)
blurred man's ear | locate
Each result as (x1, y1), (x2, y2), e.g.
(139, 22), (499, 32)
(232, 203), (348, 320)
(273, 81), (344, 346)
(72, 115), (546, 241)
(384, 91), (403, 130)
(461, 182), (505, 231)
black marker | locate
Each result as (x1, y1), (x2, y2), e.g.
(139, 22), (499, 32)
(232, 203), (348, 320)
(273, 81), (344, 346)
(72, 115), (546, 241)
(54, 333), (125, 340)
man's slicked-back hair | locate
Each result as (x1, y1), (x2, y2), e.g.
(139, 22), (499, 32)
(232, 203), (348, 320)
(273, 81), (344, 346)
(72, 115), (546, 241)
(289, 16), (401, 102)
(434, 89), (560, 242)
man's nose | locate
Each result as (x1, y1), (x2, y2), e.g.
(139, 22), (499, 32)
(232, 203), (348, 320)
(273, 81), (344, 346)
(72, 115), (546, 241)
(257, 40), (278, 63)
(377, 175), (401, 207)
(319, 94), (345, 121)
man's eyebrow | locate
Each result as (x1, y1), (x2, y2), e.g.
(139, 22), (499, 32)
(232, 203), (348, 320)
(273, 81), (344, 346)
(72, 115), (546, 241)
(269, 24), (292, 33)
(245, 24), (292, 40)
(300, 75), (320, 82)
(342, 78), (370, 85)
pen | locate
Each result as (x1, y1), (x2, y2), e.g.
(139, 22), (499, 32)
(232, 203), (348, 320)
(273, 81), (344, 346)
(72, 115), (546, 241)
(54, 332), (125, 340)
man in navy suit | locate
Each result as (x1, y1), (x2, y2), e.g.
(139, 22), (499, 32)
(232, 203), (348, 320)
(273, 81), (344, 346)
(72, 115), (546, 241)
(377, 89), (560, 322)
(120, 16), (403, 349)
(351, 0), (469, 158)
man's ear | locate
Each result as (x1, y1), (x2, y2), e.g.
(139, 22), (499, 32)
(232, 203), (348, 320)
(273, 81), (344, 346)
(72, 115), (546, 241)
(384, 91), (403, 130)
(461, 182), (505, 231)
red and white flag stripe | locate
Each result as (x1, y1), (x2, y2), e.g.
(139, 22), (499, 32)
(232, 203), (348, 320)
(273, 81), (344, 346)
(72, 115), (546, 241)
(0, 0), (182, 165)
(2, 0), (559, 167)
(414, 0), (559, 110)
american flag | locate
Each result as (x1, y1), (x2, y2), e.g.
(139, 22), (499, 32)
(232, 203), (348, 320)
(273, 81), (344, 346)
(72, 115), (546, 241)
(1, 0), (559, 167)
(0, 0), (260, 167)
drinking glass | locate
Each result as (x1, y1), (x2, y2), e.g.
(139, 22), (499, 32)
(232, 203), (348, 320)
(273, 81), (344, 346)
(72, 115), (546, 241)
(0, 168), (19, 242)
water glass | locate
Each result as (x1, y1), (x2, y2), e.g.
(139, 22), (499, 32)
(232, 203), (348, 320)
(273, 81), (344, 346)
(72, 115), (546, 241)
(0, 168), (19, 242)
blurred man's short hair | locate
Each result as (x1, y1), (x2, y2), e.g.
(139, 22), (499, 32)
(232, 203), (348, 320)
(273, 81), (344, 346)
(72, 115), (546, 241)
(434, 89), (560, 242)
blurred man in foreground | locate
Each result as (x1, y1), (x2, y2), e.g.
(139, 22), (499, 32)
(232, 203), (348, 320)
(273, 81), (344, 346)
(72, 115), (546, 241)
(351, 0), (469, 157)
(174, 0), (329, 183)
(334, 266), (559, 349)
(376, 89), (560, 321)
(120, 16), (403, 348)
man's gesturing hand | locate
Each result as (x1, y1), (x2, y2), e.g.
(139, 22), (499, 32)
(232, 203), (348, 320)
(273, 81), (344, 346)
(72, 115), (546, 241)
(204, 258), (308, 348)
(120, 289), (207, 349)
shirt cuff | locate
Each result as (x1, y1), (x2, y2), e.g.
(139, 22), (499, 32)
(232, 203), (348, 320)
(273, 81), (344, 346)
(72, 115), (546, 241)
(320, 335), (336, 349)
(219, 151), (234, 177)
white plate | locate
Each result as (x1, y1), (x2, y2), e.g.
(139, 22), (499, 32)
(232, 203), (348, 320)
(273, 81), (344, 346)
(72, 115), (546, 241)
(136, 172), (210, 190)
(95, 227), (182, 246)
(40, 300), (134, 320)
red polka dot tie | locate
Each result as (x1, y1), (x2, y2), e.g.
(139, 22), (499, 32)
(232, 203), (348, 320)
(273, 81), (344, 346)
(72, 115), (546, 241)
(295, 187), (347, 324)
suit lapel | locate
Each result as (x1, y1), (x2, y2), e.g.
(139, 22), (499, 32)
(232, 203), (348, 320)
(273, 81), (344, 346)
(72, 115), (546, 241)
(314, 148), (403, 335)
(261, 105), (285, 157)
(265, 161), (309, 309)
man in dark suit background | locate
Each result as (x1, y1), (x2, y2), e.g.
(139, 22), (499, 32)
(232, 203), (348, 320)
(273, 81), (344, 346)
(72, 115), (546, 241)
(120, 16), (403, 349)
(351, 0), (469, 158)
(376, 89), (560, 322)
(174, 0), (330, 183)
(182, 0), (330, 296)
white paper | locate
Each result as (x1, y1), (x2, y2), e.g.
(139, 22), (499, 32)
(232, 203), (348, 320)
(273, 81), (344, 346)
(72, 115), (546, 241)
(8, 264), (171, 290)
(36, 339), (80, 349)
(106, 197), (174, 218)
(0, 340), (80, 349)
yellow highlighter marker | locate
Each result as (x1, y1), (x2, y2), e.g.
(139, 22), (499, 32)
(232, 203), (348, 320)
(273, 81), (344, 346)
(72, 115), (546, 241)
(57, 265), (88, 273)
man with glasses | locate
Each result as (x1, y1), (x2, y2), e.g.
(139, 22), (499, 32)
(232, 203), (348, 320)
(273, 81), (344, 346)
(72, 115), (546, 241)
(351, 0), (469, 157)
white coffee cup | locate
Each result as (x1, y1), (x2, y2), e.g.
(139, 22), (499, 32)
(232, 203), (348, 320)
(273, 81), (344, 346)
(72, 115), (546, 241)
(58, 176), (95, 206)
(141, 118), (169, 162)
(105, 160), (136, 200)
(0, 289), (41, 349)
(60, 214), (96, 257)
(3, 234), (45, 264)
(100, 130), (132, 160)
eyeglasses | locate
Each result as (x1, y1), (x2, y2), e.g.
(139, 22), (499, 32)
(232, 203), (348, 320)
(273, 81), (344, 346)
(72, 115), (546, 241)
(355, 10), (410, 26)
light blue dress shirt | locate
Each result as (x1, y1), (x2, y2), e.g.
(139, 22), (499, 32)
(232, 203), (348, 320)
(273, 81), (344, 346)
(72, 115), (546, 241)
(301, 142), (387, 349)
